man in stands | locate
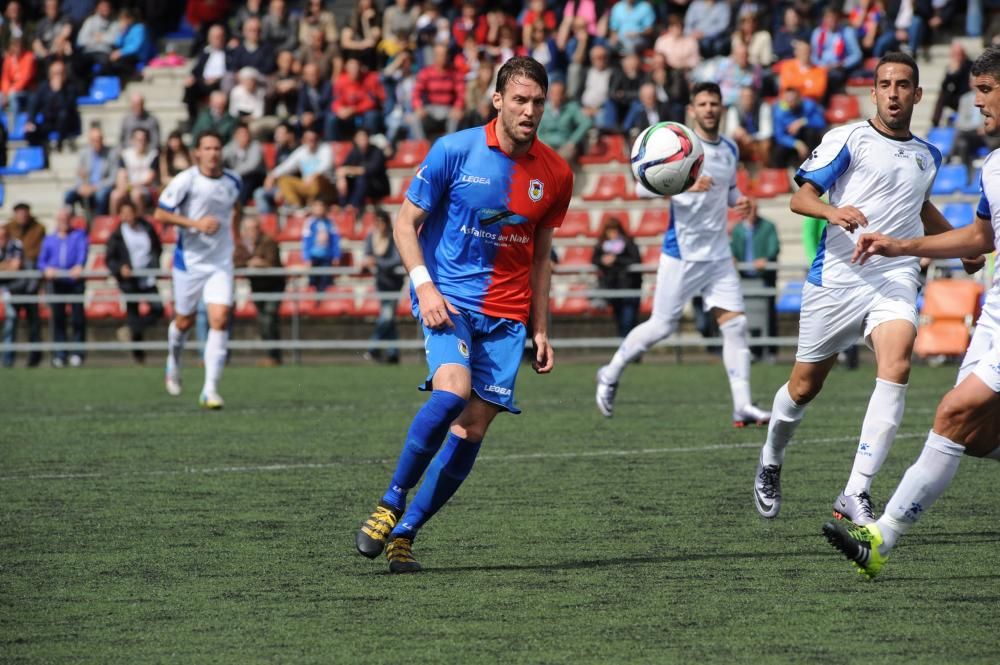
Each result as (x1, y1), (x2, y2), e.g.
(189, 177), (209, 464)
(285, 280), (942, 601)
(233, 213), (285, 367)
(38, 207), (89, 368)
(192, 90), (238, 145)
(26, 59), (80, 152)
(412, 44), (464, 141)
(231, 16), (276, 76)
(183, 24), (231, 123)
(262, 127), (334, 210)
(336, 128), (389, 211)
(3, 203), (45, 367)
(65, 124), (119, 219)
(537, 79), (591, 161)
(119, 93), (161, 150)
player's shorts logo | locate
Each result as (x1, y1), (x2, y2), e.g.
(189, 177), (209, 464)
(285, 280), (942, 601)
(528, 179), (544, 202)
(457, 340), (470, 358)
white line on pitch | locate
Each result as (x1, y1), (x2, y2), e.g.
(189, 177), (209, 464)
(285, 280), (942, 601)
(0, 433), (926, 483)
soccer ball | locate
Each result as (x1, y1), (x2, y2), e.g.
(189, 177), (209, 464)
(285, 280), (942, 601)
(630, 122), (705, 196)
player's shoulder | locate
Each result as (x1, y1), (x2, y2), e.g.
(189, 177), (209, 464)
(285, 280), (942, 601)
(909, 132), (943, 164)
(531, 138), (574, 182)
(221, 168), (243, 188)
(437, 125), (487, 153)
(823, 120), (870, 146)
(981, 149), (1000, 182)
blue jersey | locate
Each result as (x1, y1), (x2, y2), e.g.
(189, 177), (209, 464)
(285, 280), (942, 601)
(406, 119), (573, 324)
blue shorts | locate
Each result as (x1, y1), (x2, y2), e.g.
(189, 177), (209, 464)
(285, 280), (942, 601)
(420, 308), (527, 414)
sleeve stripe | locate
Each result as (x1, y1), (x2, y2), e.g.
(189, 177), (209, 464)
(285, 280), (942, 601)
(795, 142), (851, 195)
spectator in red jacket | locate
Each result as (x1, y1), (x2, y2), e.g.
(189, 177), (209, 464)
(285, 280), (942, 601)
(329, 56), (385, 140)
(0, 37), (35, 125)
(412, 43), (465, 141)
(452, 1), (488, 46)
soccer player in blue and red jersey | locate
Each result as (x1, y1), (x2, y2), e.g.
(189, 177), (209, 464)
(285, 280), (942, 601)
(354, 57), (573, 573)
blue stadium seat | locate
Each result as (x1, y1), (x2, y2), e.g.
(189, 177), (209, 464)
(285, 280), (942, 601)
(931, 164), (967, 196)
(942, 202), (974, 229)
(0, 146), (46, 175)
(0, 182), (5, 206)
(963, 168), (982, 195)
(776, 281), (804, 314)
(927, 127), (956, 156)
(9, 112), (28, 141)
(76, 76), (121, 105)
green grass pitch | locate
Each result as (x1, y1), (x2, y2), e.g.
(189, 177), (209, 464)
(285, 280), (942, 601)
(2, 362), (999, 663)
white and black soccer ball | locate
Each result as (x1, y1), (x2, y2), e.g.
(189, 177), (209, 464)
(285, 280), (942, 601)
(630, 122), (705, 197)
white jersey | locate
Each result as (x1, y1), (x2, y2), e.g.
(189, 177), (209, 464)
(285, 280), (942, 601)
(159, 166), (242, 272)
(797, 121), (941, 288)
(661, 135), (741, 263)
(974, 150), (1000, 308)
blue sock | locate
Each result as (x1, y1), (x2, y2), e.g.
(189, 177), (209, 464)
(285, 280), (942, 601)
(392, 433), (482, 539)
(381, 391), (467, 511)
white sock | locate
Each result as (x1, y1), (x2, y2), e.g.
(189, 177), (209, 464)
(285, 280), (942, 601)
(203, 329), (228, 395)
(167, 321), (187, 376)
(720, 315), (752, 412)
(876, 431), (965, 554)
(845, 378), (908, 495)
(603, 316), (674, 383)
(760, 382), (806, 467)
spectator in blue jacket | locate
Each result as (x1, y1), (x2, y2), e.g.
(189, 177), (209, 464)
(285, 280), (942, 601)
(608, 0), (656, 55)
(38, 207), (89, 367)
(770, 86), (826, 168)
(301, 199), (340, 292)
(810, 7), (862, 96)
(106, 7), (153, 83)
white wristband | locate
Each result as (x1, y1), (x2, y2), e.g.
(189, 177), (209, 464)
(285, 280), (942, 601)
(409, 265), (432, 288)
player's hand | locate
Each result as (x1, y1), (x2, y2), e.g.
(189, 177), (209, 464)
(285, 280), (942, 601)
(196, 216), (221, 235)
(852, 232), (901, 265)
(416, 283), (458, 330)
(828, 205), (868, 233)
(687, 175), (713, 193)
(961, 254), (986, 275)
(731, 196), (752, 218)
(531, 332), (554, 374)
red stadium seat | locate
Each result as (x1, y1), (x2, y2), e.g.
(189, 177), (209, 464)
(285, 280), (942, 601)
(560, 245), (593, 266)
(356, 211), (376, 241)
(259, 213), (279, 237)
(396, 294), (412, 317)
(385, 176), (412, 204)
(750, 168), (791, 198)
(280, 288), (317, 318)
(387, 140), (430, 169)
(158, 223), (177, 244)
(579, 134), (627, 165)
(735, 168), (751, 194)
(234, 299), (258, 319)
(583, 173), (628, 201)
(633, 209), (669, 237)
(349, 288), (381, 317)
(86, 289), (124, 319)
(598, 210), (632, 235)
(88, 216), (115, 244)
(825, 94), (861, 125)
(553, 285), (594, 316)
(284, 249), (305, 267)
(331, 141), (352, 166)
(554, 210), (592, 238)
(88, 252), (108, 274)
(642, 244), (662, 265)
(277, 215), (305, 242)
(314, 286), (353, 317)
(71, 216), (87, 231)
(848, 58), (878, 87)
(334, 212), (355, 240)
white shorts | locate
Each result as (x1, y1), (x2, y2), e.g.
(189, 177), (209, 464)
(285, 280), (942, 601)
(649, 253), (744, 322)
(796, 278), (919, 363)
(172, 266), (233, 316)
(956, 300), (1000, 393)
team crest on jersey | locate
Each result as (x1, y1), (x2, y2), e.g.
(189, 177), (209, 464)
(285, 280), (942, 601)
(915, 155), (926, 170)
(457, 340), (469, 358)
(528, 179), (544, 202)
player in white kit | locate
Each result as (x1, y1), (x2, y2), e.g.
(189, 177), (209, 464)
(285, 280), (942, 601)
(752, 53), (986, 523)
(154, 131), (242, 409)
(823, 47), (1000, 577)
(596, 81), (771, 427)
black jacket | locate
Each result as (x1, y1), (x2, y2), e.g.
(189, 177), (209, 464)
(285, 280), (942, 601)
(106, 218), (162, 279)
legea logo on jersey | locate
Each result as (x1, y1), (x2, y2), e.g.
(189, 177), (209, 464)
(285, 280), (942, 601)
(529, 179), (544, 201)
(459, 174), (491, 185)
(483, 384), (512, 396)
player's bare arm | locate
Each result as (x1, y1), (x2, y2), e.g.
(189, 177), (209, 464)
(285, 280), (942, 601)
(529, 225), (556, 374)
(853, 216), (996, 265)
(919, 200), (986, 273)
(154, 207), (220, 235)
(393, 198), (458, 330)
(791, 182), (868, 232)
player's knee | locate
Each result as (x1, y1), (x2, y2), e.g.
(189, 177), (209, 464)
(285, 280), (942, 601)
(933, 394), (974, 440)
(451, 421), (487, 442)
(788, 375), (822, 404)
(173, 314), (194, 332)
(877, 356), (912, 384)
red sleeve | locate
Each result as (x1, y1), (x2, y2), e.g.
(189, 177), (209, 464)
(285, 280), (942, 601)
(474, 16), (489, 44)
(543, 167), (573, 229)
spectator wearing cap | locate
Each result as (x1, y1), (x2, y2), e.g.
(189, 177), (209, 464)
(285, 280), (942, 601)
(810, 7), (862, 96)
(38, 207), (89, 368)
(64, 124), (119, 218)
(296, 62), (333, 137)
(685, 0), (732, 59)
(537, 79), (591, 161)
(230, 67), (266, 119)
(191, 90), (239, 145)
(0, 37), (35, 127)
(263, 127), (335, 210)
(223, 123), (266, 205)
(183, 23), (232, 122)
(233, 214), (285, 367)
(2, 202), (44, 367)
(231, 17), (276, 75)
(32, 0), (74, 68)
(607, 0), (655, 55)
(330, 56), (385, 140)
(106, 7), (154, 83)
(336, 128), (389, 210)
(778, 40), (828, 103)
(773, 6), (812, 62)
(261, 0), (299, 53)
(74, 0), (119, 84)
(25, 59), (80, 151)
(119, 93), (161, 150)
